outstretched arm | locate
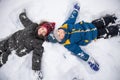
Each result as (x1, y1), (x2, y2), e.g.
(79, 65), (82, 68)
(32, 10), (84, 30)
(32, 39), (44, 71)
(32, 45), (44, 71)
(64, 3), (80, 25)
(19, 10), (34, 28)
(46, 32), (58, 43)
(64, 43), (89, 61)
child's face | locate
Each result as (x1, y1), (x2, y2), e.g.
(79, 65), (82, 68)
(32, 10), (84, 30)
(38, 26), (47, 36)
(57, 29), (65, 40)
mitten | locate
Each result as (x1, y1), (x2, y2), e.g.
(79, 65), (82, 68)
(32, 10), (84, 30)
(74, 3), (80, 11)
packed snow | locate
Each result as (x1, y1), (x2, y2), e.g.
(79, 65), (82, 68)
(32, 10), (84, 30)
(0, 0), (120, 80)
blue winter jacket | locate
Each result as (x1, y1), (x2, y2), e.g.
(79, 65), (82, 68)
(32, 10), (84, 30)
(48, 9), (98, 61)
(59, 10), (98, 61)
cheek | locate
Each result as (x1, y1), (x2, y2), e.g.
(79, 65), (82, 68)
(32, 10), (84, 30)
(44, 29), (47, 34)
(59, 34), (64, 39)
(38, 29), (42, 35)
(61, 31), (65, 37)
(61, 34), (64, 38)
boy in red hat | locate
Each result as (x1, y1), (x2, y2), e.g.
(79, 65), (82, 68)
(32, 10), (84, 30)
(0, 10), (55, 79)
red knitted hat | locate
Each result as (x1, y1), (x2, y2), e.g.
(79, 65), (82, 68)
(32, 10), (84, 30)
(39, 22), (55, 36)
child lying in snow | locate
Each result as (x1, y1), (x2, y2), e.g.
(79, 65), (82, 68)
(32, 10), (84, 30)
(0, 10), (55, 79)
(47, 3), (120, 71)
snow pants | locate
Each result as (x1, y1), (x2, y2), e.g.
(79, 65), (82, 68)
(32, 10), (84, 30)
(92, 15), (119, 38)
(0, 39), (11, 67)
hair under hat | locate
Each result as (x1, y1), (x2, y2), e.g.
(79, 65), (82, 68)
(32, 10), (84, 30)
(39, 21), (55, 36)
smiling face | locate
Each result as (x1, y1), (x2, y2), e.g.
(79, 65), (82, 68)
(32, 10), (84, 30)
(57, 29), (65, 40)
(37, 26), (47, 37)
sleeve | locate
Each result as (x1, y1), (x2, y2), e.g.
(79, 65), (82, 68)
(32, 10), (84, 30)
(63, 9), (79, 25)
(59, 9), (79, 32)
(19, 12), (34, 28)
(1, 49), (11, 64)
(32, 45), (44, 71)
(64, 44), (89, 61)
(46, 32), (58, 43)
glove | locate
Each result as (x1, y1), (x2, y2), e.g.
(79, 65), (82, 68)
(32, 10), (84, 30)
(19, 9), (27, 19)
(87, 57), (99, 71)
(34, 70), (43, 80)
(74, 3), (80, 11)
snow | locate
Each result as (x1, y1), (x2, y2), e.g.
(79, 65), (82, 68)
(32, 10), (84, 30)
(0, 0), (120, 80)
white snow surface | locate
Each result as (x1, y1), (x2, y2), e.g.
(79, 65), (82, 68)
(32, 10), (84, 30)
(0, 0), (120, 80)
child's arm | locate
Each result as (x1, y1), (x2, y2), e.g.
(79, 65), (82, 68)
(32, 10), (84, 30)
(59, 3), (80, 32)
(19, 10), (35, 28)
(64, 43), (89, 61)
(63, 3), (80, 25)
(32, 45), (44, 71)
(46, 32), (58, 43)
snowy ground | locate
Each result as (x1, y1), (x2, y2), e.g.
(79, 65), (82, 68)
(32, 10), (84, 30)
(0, 0), (120, 80)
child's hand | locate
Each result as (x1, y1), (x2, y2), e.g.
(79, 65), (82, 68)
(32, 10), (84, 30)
(74, 3), (80, 11)
(19, 11), (27, 19)
(34, 70), (43, 80)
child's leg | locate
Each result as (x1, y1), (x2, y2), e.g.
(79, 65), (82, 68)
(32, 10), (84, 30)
(92, 18), (105, 29)
(92, 14), (117, 29)
(97, 25), (119, 39)
(97, 28), (107, 38)
(0, 40), (7, 55)
(0, 50), (3, 67)
(105, 25), (119, 38)
(0, 50), (11, 67)
(0, 40), (10, 67)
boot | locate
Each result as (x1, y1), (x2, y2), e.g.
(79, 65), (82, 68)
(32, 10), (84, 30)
(103, 14), (117, 26)
(105, 25), (119, 38)
(92, 14), (117, 29)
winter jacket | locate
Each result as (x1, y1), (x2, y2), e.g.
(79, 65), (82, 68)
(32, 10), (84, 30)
(0, 12), (44, 70)
(59, 10), (98, 61)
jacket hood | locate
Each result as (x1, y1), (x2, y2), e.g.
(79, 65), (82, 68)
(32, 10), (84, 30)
(59, 28), (70, 44)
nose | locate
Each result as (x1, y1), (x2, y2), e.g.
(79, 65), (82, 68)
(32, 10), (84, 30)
(60, 31), (62, 34)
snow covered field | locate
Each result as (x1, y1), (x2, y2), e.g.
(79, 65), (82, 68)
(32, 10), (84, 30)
(0, 0), (120, 80)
